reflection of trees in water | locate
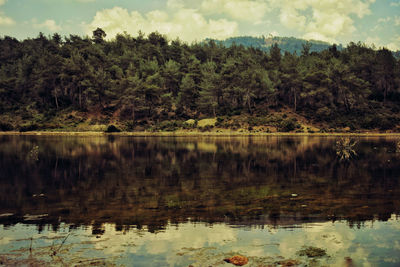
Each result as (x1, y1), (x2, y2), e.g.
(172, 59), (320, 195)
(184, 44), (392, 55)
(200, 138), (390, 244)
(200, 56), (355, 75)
(0, 136), (399, 233)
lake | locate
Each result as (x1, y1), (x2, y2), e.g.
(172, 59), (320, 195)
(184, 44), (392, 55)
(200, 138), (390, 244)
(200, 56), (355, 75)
(0, 135), (399, 266)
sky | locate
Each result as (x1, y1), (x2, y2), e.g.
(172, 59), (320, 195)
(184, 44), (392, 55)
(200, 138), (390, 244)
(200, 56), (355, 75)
(0, 0), (399, 50)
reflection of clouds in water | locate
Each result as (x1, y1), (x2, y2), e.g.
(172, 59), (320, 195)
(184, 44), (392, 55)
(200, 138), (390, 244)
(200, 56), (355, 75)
(92, 223), (236, 256)
(352, 247), (372, 267)
(245, 238), (268, 256)
(280, 223), (352, 253)
(0, 225), (66, 243)
(0, 237), (11, 245)
(277, 222), (364, 265)
(0, 220), (399, 266)
(88, 223), (237, 266)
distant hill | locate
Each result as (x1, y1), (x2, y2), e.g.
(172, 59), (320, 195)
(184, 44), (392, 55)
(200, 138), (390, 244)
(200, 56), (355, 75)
(206, 36), (342, 54)
(207, 36), (400, 58)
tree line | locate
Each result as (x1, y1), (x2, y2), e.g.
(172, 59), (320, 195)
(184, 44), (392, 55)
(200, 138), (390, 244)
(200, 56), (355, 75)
(1, 28), (400, 131)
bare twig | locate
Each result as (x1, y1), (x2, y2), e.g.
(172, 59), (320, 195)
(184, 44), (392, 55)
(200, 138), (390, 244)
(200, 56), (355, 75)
(56, 234), (70, 254)
(29, 237), (33, 254)
(50, 234), (70, 256)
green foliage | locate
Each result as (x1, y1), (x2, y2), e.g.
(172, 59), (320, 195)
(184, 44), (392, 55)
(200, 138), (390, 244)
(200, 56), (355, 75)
(19, 123), (39, 132)
(279, 118), (300, 132)
(156, 120), (182, 131)
(316, 107), (332, 121)
(0, 122), (13, 131)
(248, 116), (269, 126)
(0, 30), (399, 131)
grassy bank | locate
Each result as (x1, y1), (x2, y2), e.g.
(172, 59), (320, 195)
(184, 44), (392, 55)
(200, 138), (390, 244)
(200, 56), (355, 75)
(2, 130), (400, 137)
(2, 112), (400, 137)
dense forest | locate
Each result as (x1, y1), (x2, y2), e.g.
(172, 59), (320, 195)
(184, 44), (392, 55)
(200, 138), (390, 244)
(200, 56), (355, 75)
(1, 28), (400, 132)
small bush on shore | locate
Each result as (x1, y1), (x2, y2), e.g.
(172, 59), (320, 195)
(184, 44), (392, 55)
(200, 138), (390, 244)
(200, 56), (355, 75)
(105, 125), (121, 133)
(19, 124), (39, 132)
(0, 122), (13, 131)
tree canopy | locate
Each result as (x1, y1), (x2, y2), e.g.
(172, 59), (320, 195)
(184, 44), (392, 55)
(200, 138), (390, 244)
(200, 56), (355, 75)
(0, 29), (400, 132)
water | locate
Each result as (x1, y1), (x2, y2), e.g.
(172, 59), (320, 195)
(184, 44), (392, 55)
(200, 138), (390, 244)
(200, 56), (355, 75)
(0, 135), (399, 266)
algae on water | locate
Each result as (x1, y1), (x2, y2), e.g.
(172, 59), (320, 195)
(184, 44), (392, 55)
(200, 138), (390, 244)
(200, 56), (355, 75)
(297, 246), (327, 258)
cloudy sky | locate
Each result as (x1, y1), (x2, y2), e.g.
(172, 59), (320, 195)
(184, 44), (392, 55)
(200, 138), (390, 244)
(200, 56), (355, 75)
(0, 0), (399, 49)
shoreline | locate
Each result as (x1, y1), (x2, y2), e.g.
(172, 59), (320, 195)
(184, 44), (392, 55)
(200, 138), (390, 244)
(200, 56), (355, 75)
(1, 131), (400, 137)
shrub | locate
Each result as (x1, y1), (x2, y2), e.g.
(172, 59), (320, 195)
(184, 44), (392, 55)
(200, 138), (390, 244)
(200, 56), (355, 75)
(377, 118), (393, 130)
(105, 125), (121, 133)
(19, 124), (39, 132)
(158, 120), (182, 131)
(230, 122), (241, 130)
(125, 121), (135, 131)
(248, 116), (269, 126)
(316, 107), (332, 121)
(279, 118), (297, 132)
(215, 117), (224, 127)
(229, 109), (241, 116)
(197, 118), (217, 128)
(199, 125), (213, 132)
(184, 119), (196, 128)
(0, 122), (13, 131)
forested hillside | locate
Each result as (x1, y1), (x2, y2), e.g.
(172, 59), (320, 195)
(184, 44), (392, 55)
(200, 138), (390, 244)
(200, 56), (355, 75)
(207, 36), (343, 55)
(0, 29), (400, 132)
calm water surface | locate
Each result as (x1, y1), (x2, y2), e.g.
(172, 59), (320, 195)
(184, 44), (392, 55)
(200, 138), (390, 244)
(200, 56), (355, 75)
(0, 135), (399, 266)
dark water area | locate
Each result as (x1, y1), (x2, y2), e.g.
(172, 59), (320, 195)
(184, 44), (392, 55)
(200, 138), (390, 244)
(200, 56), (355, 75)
(0, 135), (400, 266)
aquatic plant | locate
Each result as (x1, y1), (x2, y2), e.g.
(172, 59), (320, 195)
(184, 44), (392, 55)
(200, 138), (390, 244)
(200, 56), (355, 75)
(336, 138), (357, 160)
(297, 246), (327, 257)
(28, 145), (39, 161)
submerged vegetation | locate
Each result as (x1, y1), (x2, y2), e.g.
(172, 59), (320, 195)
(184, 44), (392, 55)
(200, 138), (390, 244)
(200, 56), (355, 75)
(0, 29), (400, 132)
(297, 246), (327, 258)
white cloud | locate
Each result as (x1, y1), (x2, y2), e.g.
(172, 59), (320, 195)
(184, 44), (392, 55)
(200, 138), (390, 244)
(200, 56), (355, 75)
(269, 0), (375, 43)
(303, 32), (336, 43)
(33, 19), (62, 31)
(386, 36), (400, 51)
(0, 13), (14, 25)
(270, 31), (279, 36)
(378, 17), (391, 23)
(86, 6), (238, 42)
(167, 0), (185, 9)
(83, 0), (377, 43)
(365, 35), (400, 51)
(365, 36), (381, 47)
(395, 16), (400, 26)
(279, 7), (306, 30)
(200, 0), (269, 23)
(0, 0), (14, 26)
(377, 16), (400, 26)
